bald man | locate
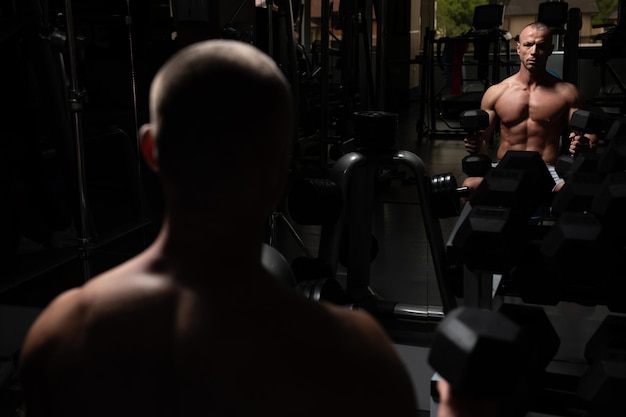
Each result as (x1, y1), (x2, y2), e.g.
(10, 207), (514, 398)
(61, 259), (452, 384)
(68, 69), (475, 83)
(462, 22), (597, 195)
(19, 40), (418, 417)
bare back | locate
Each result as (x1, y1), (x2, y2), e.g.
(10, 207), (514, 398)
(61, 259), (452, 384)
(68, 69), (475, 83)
(20, 249), (418, 417)
(481, 72), (582, 164)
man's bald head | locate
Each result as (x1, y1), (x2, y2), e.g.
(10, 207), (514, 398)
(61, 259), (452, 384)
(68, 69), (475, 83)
(519, 21), (553, 44)
(147, 40), (294, 209)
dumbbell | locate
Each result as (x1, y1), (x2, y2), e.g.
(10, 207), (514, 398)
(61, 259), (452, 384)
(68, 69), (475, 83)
(598, 117), (626, 174)
(540, 211), (611, 304)
(428, 304), (560, 416)
(428, 305), (559, 417)
(555, 109), (603, 179)
(578, 314), (626, 417)
(460, 109), (492, 177)
(429, 173), (470, 218)
(473, 150), (555, 219)
(294, 277), (351, 305)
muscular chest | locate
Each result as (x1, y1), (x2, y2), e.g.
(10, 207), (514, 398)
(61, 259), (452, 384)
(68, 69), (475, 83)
(495, 87), (568, 128)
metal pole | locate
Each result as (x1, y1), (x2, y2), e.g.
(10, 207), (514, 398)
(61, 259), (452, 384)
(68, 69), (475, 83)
(320, 0), (329, 168)
(267, 0), (274, 58)
(64, 0), (92, 279)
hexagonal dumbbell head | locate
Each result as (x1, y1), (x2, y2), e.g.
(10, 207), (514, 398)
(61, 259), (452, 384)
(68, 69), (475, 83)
(578, 315), (626, 417)
(591, 172), (626, 234)
(570, 109), (603, 135)
(599, 118), (626, 174)
(428, 307), (525, 398)
(460, 109), (490, 133)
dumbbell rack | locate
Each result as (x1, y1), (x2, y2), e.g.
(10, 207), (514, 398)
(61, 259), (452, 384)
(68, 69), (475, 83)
(326, 148), (457, 314)
(435, 145), (626, 416)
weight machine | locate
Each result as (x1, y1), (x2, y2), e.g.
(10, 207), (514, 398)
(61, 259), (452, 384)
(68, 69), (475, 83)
(416, 4), (515, 141)
(588, 0), (626, 113)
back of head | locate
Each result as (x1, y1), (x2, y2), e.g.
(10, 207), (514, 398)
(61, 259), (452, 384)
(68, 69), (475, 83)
(150, 40), (294, 211)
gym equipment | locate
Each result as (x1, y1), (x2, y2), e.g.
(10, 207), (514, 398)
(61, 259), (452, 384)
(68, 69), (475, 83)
(540, 211), (613, 304)
(551, 171), (604, 214)
(261, 243), (296, 288)
(290, 257), (334, 283)
(429, 173), (469, 218)
(578, 315), (626, 417)
(285, 177), (342, 282)
(555, 109), (603, 179)
(510, 246), (562, 306)
(563, 7), (582, 84)
(289, 109), (458, 312)
(559, 152), (601, 178)
(352, 111), (398, 150)
(294, 278), (445, 322)
(429, 306), (523, 398)
(497, 303), (561, 415)
(294, 278), (351, 305)
(322, 112), (458, 311)
(446, 151), (560, 308)
(428, 305), (558, 413)
(598, 117), (626, 174)
(416, 6), (514, 141)
(287, 178), (342, 225)
(538, 1), (569, 31)
(498, 304), (560, 369)
(429, 306), (560, 417)
(541, 212), (605, 261)
(460, 109), (492, 177)
(475, 150), (554, 217)
(451, 151), (555, 273)
(452, 205), (522, 274)
(591, 172), (626, 234)
(590, 0), (626, 113)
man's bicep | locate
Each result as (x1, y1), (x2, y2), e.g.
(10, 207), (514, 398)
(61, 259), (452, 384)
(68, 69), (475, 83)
(568, 84), (586, 115)
(479, 88), (500, 139)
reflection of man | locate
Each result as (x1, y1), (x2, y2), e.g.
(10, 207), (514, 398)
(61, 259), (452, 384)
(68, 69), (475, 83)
(20, 40), (419, 417)
(463, 22), (597, 194)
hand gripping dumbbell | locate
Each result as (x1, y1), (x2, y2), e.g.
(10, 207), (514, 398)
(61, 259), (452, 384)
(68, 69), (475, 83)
(460, 109), (492, 177)
(555, 109), (603, 179)
(429, 305), (559, 417)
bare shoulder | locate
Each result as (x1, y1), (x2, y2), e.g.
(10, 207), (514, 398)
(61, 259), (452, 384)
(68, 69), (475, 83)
(296, 302), (416, 415)
(20, 287), (89, 400)
(555, 79), (584, 106)
(22, 260), (176, 365)
(22, 286), (87, 355)
(481, 78), (516, 109)
(323, 303), (392, 344)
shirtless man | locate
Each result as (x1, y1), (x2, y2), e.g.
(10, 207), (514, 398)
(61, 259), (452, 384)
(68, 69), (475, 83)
(19, 40), (418, 417)
(463, 22), (597, 194)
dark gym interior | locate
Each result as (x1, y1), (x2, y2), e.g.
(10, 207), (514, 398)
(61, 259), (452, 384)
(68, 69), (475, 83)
(1, 0), (626, 416)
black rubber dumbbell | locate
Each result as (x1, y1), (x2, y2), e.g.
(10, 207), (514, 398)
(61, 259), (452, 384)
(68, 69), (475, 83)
(460, 109), (492, 177)
(429, 306), (559, 417)
(429, 173), (470, 218)
(428, 307), (525, 399)
(540, 211), (613, 304)
(578, 314), (626, 417)
(598, 117), (626, 174)
(555, 109), (603, 179)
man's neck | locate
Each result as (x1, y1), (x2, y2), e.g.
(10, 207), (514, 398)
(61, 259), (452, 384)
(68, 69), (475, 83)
(149, 212), (268, 276)
(517, 67), (551, 87)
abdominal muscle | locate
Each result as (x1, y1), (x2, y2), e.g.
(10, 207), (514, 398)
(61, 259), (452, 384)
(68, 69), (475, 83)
(496, 117), (563, 165)
(491, 81), (570, 165)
